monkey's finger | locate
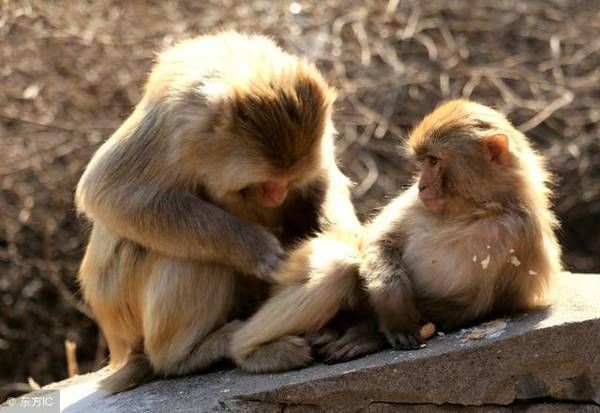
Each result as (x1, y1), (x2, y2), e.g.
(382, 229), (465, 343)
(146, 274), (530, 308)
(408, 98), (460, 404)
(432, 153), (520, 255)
(406, 334), (422, 349)
(340, 342), (379, 361)
(320, 338), (344, 357)
(307, 330), (338, 348)
(387, 333), (412, 350)
(384, 331), (401, 348)
(330, 331), (357, 348)
(255, 254), (285, 282)
(325, 339), (378, 363)
(323, 343), (354, 363)
(329, 341), (364, 363)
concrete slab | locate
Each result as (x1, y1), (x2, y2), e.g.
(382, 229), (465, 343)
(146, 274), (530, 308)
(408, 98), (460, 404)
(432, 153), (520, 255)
(2, 272), (599, 412)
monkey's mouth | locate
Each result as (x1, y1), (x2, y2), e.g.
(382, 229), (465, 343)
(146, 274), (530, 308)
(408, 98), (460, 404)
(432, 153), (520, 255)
(419, 186), (443, 201)
(418, 189), (445, 211)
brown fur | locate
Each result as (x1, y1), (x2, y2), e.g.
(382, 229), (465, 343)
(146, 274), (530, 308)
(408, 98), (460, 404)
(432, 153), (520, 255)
(76, 31), (359, 392)
(231, 99), (562, 369)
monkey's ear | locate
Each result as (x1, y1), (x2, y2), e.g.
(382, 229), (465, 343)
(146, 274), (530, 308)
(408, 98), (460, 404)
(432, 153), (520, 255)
(484, 134), (510, 165)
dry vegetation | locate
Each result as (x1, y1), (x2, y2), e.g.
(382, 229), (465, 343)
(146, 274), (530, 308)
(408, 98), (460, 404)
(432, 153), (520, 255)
(1, 0), (599, 398)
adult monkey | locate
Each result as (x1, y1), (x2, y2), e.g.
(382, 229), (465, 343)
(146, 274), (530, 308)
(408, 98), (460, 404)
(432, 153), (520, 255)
(231, 99), (561, 370)
(75, 31), (360, 392)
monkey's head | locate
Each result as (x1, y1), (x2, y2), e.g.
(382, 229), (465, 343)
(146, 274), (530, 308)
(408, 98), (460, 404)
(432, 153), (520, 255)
(407, 99), (544, 215)
(205, 59), (337, 208)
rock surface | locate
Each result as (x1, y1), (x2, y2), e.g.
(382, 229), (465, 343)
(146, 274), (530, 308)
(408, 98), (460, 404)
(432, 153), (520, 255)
(4, 272), (600, 412)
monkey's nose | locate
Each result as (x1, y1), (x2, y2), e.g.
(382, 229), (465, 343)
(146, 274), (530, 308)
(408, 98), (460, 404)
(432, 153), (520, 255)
(418, 184), (428, 192)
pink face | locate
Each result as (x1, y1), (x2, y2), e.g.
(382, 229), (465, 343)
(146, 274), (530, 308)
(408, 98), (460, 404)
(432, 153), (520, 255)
(418, 154), (446, 211)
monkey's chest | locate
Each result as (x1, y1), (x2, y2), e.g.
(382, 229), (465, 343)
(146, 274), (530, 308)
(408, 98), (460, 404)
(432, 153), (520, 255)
(404, 245), (466, 294)
(402, 228), (491, 297)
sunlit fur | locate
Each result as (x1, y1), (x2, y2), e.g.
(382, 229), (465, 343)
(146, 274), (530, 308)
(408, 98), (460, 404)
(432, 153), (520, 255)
(75, 31), (359, 392)
(367, 99), (562, 332)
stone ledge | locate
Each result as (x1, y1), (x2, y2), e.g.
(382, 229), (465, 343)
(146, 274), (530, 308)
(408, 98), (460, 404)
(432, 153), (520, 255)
(3, 272), (599, 412)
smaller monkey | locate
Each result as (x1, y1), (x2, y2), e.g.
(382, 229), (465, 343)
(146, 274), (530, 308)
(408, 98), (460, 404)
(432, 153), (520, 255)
(358, 99), (561, 349)
(231, 99), (561, 370)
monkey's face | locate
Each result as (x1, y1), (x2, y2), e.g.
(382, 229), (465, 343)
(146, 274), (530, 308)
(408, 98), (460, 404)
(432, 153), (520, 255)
(207, 60), (335, 209)
(408, 100), (517, 215)
(238, 153), (323, 208)
(417, 153), (447, 212)
(415, 134), (512, 214)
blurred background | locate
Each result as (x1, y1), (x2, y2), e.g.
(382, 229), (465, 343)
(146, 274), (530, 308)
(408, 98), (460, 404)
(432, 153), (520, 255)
(1, 0), (599, 400)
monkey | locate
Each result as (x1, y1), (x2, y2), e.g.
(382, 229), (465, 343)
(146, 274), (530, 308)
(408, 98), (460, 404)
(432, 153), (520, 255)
(74, 31), (362, 392)
(230, 99), (561, 371)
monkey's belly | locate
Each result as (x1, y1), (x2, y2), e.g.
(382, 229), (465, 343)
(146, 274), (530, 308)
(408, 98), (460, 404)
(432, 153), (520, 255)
(402, 239), (480, 298)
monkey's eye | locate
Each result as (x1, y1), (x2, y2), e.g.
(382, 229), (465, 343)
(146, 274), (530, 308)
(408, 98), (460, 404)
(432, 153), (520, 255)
(426, 155), (440, 166)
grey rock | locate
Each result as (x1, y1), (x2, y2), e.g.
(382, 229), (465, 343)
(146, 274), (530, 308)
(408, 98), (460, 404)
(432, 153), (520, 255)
(3, 273), (599, 413)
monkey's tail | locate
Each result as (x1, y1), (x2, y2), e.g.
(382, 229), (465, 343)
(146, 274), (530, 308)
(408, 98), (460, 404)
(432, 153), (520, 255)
(99, 353), (155, 394)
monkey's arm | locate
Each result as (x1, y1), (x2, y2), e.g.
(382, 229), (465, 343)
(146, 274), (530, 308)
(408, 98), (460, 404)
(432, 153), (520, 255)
(80, 184), (282, 278)
(360, 240), (424, 350)
(76, 142), (282, 280)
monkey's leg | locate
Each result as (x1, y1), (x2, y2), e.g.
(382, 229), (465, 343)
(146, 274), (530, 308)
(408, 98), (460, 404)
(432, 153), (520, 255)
(231, 258), (359, 373)
(78, 226), (128, 367)
(143, 258), (237, 376)
(100, 321), (131, 368)
(101, 316), (238, 395)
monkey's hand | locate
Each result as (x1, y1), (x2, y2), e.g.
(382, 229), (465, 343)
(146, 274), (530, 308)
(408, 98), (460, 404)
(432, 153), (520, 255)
(240, 227), (286, 282)
(381, 325), (423, 350)
(376, 286), (424, 351)
(374, 284), (425, 351)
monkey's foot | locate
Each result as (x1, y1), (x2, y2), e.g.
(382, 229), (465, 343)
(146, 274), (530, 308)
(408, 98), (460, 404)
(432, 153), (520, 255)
(383, 329), (424, 350)
(237, 335), (312, 373)
(311, 324), (386, 364)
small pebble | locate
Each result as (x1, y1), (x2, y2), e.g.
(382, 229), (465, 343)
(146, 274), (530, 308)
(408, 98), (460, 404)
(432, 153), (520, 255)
(481, 255), (490, 270)
(509, 256), (521, 267)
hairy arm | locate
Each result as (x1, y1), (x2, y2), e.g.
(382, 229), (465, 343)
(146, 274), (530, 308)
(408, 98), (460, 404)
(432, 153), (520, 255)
(360, 239), (423, 350)
(359, 188), (425, 349)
